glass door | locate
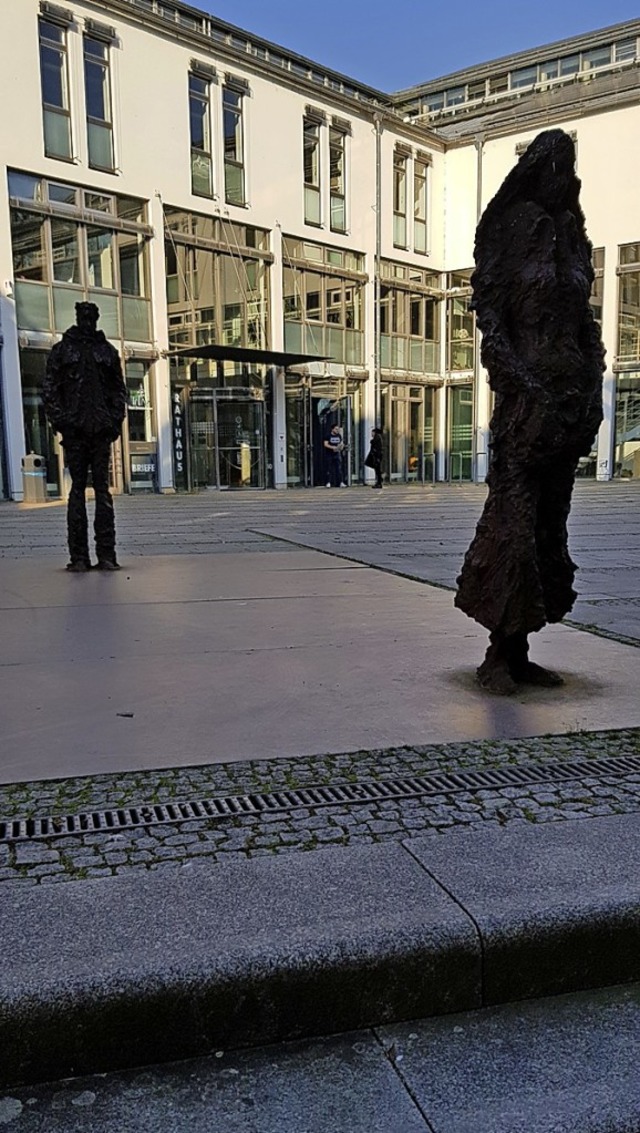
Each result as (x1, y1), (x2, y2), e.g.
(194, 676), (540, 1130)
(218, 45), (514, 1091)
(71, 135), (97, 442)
(189, 392), (217, 488)
(216, 396), (266, 488)
(285, 381), (312, 486)
(615, 373), (640, 478)
(448, 384), (473, 481)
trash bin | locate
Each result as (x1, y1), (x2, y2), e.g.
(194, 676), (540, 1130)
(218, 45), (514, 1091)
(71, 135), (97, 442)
(21, 453), (47, 503)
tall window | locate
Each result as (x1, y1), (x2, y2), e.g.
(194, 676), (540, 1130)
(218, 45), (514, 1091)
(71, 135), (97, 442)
(84, 36), (115, 170)
(447, 270), (475, 371)
(379, 262), (441, 374)
(282, 238), (364, 364)
(39, 19), (72, 160)
(590, 247), (604, 330)
(303, 119), (321, 225)
(189, 75), (212, 197)
(329, 127), (346, 233)
(414, 159), (428, 253)
(393, 151), (407, 248)
(9, 173), (151, 342)
(223, 86), (245, 205)
(617, 243), (640, 363)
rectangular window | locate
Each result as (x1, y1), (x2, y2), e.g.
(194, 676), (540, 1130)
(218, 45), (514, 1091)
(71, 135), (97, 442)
(84, 36), (115, 170)
(189, 74), (213, 197)
(445, 87), (465, 106)
(329, 127), (346, 233)
(39, 19), (72, 160)
(511, 65), (537, 89)
(393, 151), (407, 249)
(223, 86), (245, 205)
(559, 54), (580, 77)
(414, 159), (428, 254)
(582, 46), (611, 71)
(87, 226), (115, 289)
(590, 247), (604, 329)
(615, 39), (637, 63)
(303, 119), (321, 225)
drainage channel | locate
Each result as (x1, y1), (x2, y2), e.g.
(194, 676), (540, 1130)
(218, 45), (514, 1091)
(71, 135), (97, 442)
(2, 753), (640, 844)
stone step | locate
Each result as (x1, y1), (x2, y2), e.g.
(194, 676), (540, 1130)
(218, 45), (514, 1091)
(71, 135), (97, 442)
(2, 984), (639, 1132)
(2, 814), (639, 1088)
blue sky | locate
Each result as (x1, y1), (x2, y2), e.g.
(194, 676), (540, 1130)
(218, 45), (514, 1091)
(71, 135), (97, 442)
(204, 1), (640, 90)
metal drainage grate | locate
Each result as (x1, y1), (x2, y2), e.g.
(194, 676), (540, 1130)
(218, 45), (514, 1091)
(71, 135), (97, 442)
(2, 753), (640, 844)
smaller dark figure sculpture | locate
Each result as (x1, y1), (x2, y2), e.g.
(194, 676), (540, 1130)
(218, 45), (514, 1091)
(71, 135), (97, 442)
(365, 427), (384, 488)
(43, 302), (127, 572)
(455, 130), (605, 694)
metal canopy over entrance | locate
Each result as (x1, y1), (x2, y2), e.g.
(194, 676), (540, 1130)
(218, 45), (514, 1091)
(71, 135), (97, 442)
(168, 344), (330, 368)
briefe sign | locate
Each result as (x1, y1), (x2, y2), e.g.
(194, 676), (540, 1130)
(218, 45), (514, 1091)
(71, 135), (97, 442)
(130, 452), (157, 491)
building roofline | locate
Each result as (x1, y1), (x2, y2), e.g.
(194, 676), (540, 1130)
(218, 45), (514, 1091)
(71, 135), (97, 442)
(83, 0), (391, 107)
(390, 17), (640, 100)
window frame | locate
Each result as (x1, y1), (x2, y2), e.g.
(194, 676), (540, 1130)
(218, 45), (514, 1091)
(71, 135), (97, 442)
(83, 34), (115, 171)
(39, 18), (73, 161)
(222, 85), (246, 206)
(188, 72), (213, 198)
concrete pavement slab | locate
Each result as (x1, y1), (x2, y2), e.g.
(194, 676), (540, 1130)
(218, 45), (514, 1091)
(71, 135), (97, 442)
(0, 1032), (430, 1133)
(380, 983), (640, 1133)
(406, 813), (640, 1003)
(0, 842), (479, 1085)
(1, 551), (640, 783)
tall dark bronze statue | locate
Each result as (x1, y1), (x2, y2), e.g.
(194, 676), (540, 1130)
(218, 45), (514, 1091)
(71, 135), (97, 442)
(455, 130), (605, 694)
(43, 302), (127, 572)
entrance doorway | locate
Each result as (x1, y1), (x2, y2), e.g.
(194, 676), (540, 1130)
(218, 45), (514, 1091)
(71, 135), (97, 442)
(448, 384), (473, 481)
(285, 379), (356, 486)
(189, 389), (266, 488)
(381, 384), (437, 484)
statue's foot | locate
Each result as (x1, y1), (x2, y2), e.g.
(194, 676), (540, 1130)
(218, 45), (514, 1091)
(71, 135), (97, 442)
(476, 658), (518, 696)
(95, 559), (121, 571)
(66, 560), (91, 573)
(512, 661), (564, 688)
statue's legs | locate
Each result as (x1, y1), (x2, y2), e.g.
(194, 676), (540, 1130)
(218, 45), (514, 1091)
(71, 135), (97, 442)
(64, 441), (91, 571)
(90, 437), (119, 570)
(477, 630), (563, 694)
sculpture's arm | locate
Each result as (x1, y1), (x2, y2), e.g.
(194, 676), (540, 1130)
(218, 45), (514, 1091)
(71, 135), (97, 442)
(42, 348), (65, 433)
(105, 350), (127, 438)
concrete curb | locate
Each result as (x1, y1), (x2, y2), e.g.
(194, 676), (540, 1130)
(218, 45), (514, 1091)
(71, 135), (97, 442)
(2, 814), (639, 1087)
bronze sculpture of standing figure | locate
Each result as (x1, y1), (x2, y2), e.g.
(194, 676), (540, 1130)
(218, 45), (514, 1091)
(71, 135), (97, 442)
(43, 302), (127, 572)
(455, 130), (605, 694)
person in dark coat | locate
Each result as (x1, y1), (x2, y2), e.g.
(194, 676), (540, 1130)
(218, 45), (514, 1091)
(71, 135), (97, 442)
(455, 130), (605, 694)
(43, 302), (127, 571)
(366, 427), (384, 488)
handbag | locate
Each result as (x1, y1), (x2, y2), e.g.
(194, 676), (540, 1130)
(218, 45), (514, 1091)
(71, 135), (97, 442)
(364, 450), (376, 469)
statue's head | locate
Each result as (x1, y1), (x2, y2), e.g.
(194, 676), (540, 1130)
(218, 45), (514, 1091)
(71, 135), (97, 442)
(520, 129), (577, 211)
(75, 302), (100, 333)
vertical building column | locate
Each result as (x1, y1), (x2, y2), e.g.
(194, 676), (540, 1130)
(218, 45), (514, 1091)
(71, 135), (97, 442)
(596, 251), (618, 481)
(0, 173), (25, 500)
(0, 295), (26, 500)
(148, 192), (174, 492)
(270, 225), (287, 488)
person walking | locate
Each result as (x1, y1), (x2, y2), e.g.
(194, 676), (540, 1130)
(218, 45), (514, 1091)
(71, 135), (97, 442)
(365, 427), (384, 489)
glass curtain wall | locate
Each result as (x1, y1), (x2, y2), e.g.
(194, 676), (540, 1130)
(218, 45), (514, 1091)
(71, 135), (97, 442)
(380, 261), (441, 375)
(446, 270), (475, 372)
(282, 237), (365, 364)
(8, 172), (154, 495)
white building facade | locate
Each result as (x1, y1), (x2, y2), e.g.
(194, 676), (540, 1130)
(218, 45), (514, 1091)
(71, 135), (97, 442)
(0, 1), (638, 499)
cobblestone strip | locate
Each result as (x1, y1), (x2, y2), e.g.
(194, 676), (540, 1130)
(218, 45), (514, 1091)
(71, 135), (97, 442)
(1, 730), (640, 888)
